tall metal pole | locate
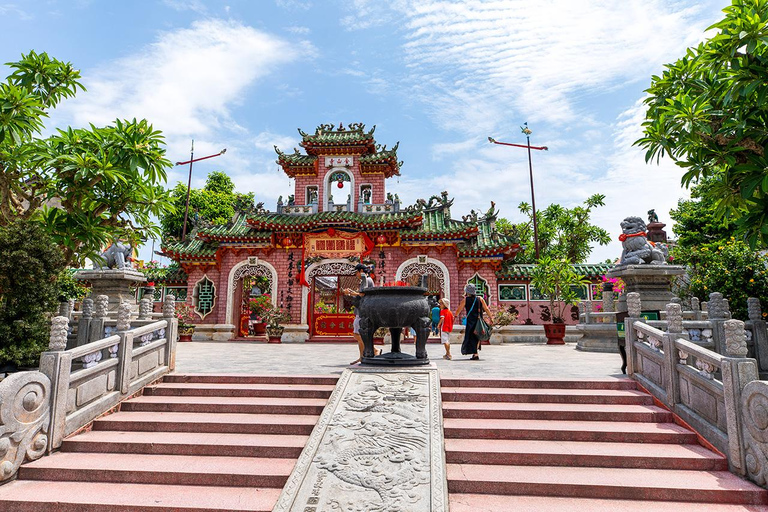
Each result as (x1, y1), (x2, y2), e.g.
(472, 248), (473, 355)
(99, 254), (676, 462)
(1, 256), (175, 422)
(488, 124), (548, 261)
(182, 140), (194, 240)
(525, 132), (540, 260)
(176, 143), (227, 241)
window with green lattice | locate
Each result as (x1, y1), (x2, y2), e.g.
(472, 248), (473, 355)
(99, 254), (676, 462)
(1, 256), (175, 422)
(193, 276), (216, 320)
(467, 274), (489, 299)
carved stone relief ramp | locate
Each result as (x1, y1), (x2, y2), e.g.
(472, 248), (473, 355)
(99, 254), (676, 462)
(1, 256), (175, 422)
(273, 368), (447, 512)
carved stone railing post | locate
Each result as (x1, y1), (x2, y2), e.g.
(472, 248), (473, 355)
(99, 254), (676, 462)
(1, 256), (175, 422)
(691, 296), (701, 320)
(602, 288), (615, 314)
(163, 294), (179, 371)
(0, 371), (52, 481)
(719, 318), (758, 476)
(661, 303), (685, 408)
(57, 301), (72, 320)
(114, 302), (136, 395)
(138, 298), (152, 320)
(39, 316), (74, 452)
(581, 300), (593, 324)
(709, 292), (730, 355)
(75, 298), (93, 348)
(625, 292), (642, 376)
(88, 295), (109, 344)
(747, 297), (768, 373)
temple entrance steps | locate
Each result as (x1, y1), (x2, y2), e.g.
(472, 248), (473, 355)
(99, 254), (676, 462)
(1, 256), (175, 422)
(0, 374), (338, 512)
(442, 377), (768, 511)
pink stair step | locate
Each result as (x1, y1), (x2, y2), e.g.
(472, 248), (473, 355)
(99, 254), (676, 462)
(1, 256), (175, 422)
(446, 464), (768, 504)
(93, 411), (319, 435)
(445, 438), (727, 470)
(19, 452), (295, 488)
(442, 401), (672, 422)
(449, 494), (768, 512)
(442, 387), (653, 405)
(443, 418), (697, 443)
(62, 430), (308, 458)
(440, 377), (637, 390)
(121, 395), (328, 415)
(0, 480), (281, 512)
(164, 373), (339, 385)
(144, 382), (335, 398)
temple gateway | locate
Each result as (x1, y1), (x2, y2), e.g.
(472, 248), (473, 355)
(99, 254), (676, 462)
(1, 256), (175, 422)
(159, 123), (609, 341)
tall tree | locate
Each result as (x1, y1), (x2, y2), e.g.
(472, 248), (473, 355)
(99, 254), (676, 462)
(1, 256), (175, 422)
(0, 51), (173, 266)
(497, 194), (611, 263)
(636, 0), (768, 247)
(161, 171), (255, 241)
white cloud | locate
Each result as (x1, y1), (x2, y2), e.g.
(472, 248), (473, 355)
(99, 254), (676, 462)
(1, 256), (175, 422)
(162, 0), (207, 14)
(285, 26), (311, 34)
(0, 3), (32, 20)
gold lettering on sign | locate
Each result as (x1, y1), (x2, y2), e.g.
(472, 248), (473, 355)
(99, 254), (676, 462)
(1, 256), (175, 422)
(306, 232), (367, 258)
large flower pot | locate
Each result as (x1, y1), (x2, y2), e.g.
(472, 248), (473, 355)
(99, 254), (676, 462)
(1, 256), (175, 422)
(178, 327), (194, 343)
(252, 322), (267, 336)
(267, 327), (284, 343)
(544, 323), (566, 345)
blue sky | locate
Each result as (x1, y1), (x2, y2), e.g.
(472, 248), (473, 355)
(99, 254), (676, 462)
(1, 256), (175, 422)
(1, 0), (727, 263)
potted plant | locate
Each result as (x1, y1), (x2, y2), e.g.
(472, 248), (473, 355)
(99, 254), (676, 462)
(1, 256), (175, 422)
(530, 256), (588, 344)
(176, 303), (196, 342)
(488, 306), (519, 344)
(265, 306), (291, 343)
(248, 294), (272, 336)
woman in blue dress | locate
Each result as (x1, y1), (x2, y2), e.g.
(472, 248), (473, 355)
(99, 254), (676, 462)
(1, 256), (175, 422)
(454, 284), (493, 360)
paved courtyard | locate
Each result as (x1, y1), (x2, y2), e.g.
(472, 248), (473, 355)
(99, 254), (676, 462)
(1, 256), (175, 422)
(175, 341), (624, 379)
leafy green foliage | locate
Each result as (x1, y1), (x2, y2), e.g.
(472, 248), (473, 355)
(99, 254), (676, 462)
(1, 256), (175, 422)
(0, 51), (173, 266)
(161, 171), (254, 241)
(529, 256), (589, 323)
(636, 0), (768, 247)
(0, 220), (65, 366)
(680, 239), (768, 319)
(56, 270), (88, 302)
(497, 194), (611, 263)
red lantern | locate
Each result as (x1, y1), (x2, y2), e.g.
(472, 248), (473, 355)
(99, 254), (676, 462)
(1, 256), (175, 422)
(281, 237), (292, 247)
(376, 234), (387, 246)
(337, 180), (344, 189)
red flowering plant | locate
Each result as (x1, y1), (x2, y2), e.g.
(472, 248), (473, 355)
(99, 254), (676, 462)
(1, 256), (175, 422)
(249, 294), (272, 322)
(175, 303), (197, 333)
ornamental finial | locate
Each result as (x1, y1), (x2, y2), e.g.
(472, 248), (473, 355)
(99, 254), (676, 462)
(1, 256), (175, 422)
(724, 319), (748, 357)
(49, 316), (69, 351)
(666, 303), (683, 334)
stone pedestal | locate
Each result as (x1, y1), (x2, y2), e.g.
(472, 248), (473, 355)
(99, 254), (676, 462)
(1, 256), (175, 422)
(647, 222), (668, 243)
(575, 324), (619, 353)
(281, 324), (310, 343)
(75, 269), (146, 313)
(607, 264), (686, 314)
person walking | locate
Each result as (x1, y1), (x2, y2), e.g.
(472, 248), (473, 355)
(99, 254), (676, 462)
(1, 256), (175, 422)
(343, 263), (379, 364)
(436, 298), (453, 360)
(430, 299), (441, 336)
(454, 284), (493, 360)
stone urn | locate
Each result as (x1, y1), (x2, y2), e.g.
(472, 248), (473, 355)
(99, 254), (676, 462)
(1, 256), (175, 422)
(357, 286), (431, 366)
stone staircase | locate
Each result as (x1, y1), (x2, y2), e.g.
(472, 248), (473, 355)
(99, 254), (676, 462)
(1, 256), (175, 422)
(0, 374), (337, 512)
(442, 377), (768, 511)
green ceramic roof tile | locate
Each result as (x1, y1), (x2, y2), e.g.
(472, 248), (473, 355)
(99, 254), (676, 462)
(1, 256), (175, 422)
(403, 209), (474, 238)
(143, 266), (188, 284)
(248, 210), (422, 230)
(497, 262), (613, 279)
(161, 238), (217, 258)
(275, 150), (317, 166)
(197, 215), (271, 239)
(299, 123), (375, 145)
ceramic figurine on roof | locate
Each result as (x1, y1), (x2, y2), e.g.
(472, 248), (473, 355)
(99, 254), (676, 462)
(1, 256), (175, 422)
(159, 123), (609, 342)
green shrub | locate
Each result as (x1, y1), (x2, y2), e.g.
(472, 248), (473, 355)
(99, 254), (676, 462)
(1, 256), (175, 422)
(0, 220), (65, 366)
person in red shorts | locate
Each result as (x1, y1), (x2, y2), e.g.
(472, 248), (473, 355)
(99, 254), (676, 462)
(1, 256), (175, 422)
(436, 298), (454, 360)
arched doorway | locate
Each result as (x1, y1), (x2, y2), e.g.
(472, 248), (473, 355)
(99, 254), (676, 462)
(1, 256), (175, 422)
(395, 257), (451, 304)
(303, 260), (358, 340)
(226, 259), (277, 338)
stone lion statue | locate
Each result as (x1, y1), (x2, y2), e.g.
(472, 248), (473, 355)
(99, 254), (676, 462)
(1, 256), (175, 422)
(94, 242), (133, 270)
(619, 217), (668, 265)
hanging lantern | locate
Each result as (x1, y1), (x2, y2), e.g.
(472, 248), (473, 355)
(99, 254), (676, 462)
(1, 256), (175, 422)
(376, 234), (387, 246)
(337, 179), (344, 189)
(281, 236), (292, 247)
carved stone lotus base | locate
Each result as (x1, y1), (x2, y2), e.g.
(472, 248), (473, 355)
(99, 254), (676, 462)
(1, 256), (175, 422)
(75, 269), (146, 313)
(607, 264), (686, 313)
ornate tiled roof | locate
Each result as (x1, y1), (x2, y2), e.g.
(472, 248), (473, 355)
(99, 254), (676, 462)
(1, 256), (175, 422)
(247, 211), (423, 231)
(497, 262), (613, 280)
(143, 265), (188, 285)
(401, 209), (478, 241)
(196, 214), (272, 242)
(298, 123), (376, 150)
(160, 238), (217, 260)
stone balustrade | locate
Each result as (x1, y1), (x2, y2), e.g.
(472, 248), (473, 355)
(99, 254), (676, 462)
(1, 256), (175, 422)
(626, 294), (765, 483)
(0, 295), (178, 482)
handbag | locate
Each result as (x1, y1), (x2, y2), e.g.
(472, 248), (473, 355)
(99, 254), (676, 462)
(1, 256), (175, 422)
(461, 297), (477, 326)
(474, 316), (492, 342)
